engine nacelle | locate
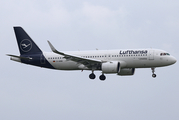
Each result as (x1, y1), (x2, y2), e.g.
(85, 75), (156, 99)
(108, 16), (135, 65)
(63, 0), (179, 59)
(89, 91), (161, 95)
(117, 68), (135, 76)
(102, 61), (120, 73)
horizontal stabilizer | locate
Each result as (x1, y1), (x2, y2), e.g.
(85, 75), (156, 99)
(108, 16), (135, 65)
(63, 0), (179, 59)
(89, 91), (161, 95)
(6, 54), (32, 60)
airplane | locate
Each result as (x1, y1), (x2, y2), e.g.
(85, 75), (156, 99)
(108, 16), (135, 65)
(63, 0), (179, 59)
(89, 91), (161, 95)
(7, 27), (177, 80)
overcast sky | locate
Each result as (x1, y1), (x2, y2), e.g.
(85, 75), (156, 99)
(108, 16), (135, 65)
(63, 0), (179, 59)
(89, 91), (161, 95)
(0, 0), (179, 120)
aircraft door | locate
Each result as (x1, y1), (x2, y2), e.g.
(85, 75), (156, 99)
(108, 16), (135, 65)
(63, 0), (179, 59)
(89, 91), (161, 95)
(149, 50), (154, 60)
(40, 54), (46, 64)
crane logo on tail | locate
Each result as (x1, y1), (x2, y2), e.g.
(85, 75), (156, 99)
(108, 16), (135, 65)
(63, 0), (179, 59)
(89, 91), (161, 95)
(20, 39), (32, 52)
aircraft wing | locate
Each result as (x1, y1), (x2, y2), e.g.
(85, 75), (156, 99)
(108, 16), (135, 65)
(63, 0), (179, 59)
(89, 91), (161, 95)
(47, 41), (102, 69)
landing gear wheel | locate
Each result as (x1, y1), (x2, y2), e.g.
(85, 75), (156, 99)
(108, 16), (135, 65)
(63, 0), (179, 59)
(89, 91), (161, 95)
(151, 68), (157, 78)
(89, 73), (96, 79)
(152, 74), (156, 78)
(99, 74), (106, 81)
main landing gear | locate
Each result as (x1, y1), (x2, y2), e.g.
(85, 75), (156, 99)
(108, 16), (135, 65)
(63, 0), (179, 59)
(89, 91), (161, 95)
(99, 74), (106, 81)
(89, 72), (106, 81)
(89, 73), (96, 79)
(151, 68), (157, 78)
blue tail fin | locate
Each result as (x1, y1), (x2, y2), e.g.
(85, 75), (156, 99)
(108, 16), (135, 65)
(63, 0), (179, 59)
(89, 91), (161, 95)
(14, 27), (42, 55)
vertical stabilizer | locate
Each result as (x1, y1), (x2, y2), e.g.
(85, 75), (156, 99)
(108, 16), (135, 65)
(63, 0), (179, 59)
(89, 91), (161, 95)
(14, 27), (42, 55)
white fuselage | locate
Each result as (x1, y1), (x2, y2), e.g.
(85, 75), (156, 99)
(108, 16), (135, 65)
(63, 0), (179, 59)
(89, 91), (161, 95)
(43, 49), (176, 70)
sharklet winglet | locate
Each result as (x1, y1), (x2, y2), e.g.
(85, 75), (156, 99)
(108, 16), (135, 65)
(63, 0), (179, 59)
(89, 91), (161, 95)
(47, 41), (65, 55)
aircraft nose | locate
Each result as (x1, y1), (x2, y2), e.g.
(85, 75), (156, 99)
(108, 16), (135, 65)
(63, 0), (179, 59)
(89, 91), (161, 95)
(170, 56), (177, 64)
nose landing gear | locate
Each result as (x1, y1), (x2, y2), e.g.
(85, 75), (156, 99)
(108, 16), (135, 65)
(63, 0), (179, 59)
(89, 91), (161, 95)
(151, 68), (157, 78)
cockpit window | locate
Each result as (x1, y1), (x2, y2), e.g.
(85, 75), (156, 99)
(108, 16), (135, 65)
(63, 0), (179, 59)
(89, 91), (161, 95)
(160, 53), (170, 56)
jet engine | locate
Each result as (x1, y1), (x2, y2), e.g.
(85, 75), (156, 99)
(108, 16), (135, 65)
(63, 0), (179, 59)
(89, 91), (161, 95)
(117, 68), (135, 76)
(102, 61), (120, 73)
